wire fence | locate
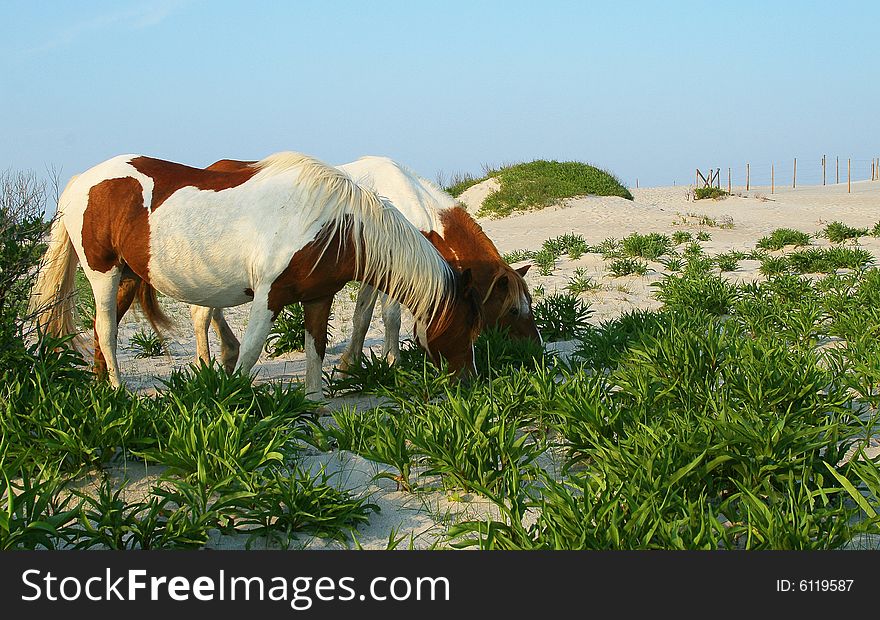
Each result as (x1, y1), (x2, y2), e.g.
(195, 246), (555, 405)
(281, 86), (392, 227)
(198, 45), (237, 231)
(696, 155), (880, 193)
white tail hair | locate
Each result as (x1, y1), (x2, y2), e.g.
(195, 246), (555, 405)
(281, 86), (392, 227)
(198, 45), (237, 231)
(28, 176), (82, 345)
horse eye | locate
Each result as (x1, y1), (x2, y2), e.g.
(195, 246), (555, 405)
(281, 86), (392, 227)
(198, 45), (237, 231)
(509, 307), (519, 316)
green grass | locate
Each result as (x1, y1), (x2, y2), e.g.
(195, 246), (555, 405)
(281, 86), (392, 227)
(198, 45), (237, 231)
(5, 224), (880, 551)
(266, 303), (307, 356)
(620, 232), (672, 260)
(533, 293), (592, 341)
(760, 247), (874, 275)
(448, 160), (633, 218)
(501, 249), (535, 264)
(823, 221), (869, 243)
(756, 228), (812, 251)
(693, 187), (729, 200)
(608, 257), (648, 277)
(130, 329), (164, 358)
(565, 268), (601, 295)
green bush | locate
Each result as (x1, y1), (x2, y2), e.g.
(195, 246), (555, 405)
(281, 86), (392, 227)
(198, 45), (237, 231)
(0, 170), (52, 369)
(621, 232), (672, 260)
(756, 228), (812, 250)
(448, 160), (632, 218)
(533, 293), (592, 341)
(823, 221), (868, 243)
(608, 257), (648, 277)
(693, 186), (728, 200)
(266, 303), (308, 356)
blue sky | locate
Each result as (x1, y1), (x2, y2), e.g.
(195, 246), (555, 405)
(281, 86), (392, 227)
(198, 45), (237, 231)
(2, 0), (878, 187)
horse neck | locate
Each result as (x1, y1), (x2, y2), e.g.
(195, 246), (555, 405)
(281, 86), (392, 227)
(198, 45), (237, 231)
(435, 207), (506, 295)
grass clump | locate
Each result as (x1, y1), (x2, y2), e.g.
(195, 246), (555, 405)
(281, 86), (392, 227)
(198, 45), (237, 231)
(266, 303), (308, 356)
(501, 249), (535, 264)
(608, 257), (648, 277)
(565, 268), (601, 295)
(130, 329), (164, 358)
(715, 251), (742, 272)
(621, 232), (672, 260)
(693, 186), (729, 200)
(533, 293), (592, 341)
(653, 273), (738, 317)
(448, 160), (632, 218)
(823, 221), (869, 243)
(672, 231), (693, 245)
(756, 228), (812, 251)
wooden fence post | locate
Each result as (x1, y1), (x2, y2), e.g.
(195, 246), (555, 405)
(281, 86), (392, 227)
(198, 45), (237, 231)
(848, 158), (851, 193)
(793, 158), (797, 188)
(837, 156), (839, 184)
(728, 167), (731, 194)
(822, 155), (826, 185)
(746, 163), (750, 191)
(771, 164), (775, 194)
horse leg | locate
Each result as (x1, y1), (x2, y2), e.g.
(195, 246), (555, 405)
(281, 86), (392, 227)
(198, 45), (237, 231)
(94, 274), (140, 379)
(211, 308), (240, 374)
(233, 289), (275, 376)
(338, 283), (379, 372)
(303, 296), (334, 399)
(379, 293), (402, 365)
(190, 305), (213, 367)
(89, 267), (123, 387)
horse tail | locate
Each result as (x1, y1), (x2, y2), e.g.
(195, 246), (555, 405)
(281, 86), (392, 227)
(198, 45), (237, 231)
(28, 209), (81, 345)
(135, 280), (173, 335)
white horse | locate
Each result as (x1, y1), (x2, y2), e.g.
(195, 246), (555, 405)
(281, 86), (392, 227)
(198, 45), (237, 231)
(189, 156), (539, 396)
(29, 152), (483, 390)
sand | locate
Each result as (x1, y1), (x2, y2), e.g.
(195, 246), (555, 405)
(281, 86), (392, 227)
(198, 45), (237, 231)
(103, 179), (880, 548)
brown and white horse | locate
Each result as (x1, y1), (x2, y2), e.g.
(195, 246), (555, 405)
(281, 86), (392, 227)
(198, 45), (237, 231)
(188, 156), (539, 392)
(29, 152), (483, 390)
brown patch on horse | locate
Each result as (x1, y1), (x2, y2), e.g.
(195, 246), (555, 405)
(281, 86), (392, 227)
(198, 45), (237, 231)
(129, 156), (259, 210)
(436, 206), (504, 283)
(206, 159), (257, 173)
(266, 224), (359, 317)
(81, 177), (150, 275)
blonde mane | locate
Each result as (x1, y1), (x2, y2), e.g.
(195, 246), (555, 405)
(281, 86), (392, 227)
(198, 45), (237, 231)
(253, 152), (455, 325)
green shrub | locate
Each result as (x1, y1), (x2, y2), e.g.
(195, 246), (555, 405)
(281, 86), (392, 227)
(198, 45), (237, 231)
(608, 257), (648, 277)
(621, 232), (672, 260)
(823, 221), (868, 243)
(672, 231), (693, 245)
(463, 160), (632, 218)
(266, 303), (308, 356)
(693, 186), (728, 200)
(756, 228), (812, 250)
(533, 293), (592, 341)
(130, 329), (164, 358)
(0, 170), (52, 368)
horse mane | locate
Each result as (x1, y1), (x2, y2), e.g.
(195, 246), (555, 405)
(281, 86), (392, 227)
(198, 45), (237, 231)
(253, 152), (455, 326)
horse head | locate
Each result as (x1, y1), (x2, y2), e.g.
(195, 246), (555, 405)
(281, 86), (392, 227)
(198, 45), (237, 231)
(417, 268), (483, 379)
(482, 263), (541, 343)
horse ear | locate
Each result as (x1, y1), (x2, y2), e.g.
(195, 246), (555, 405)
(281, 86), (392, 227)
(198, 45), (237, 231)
(494, 272), (509, 291)
(515, 264), (531, 276)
